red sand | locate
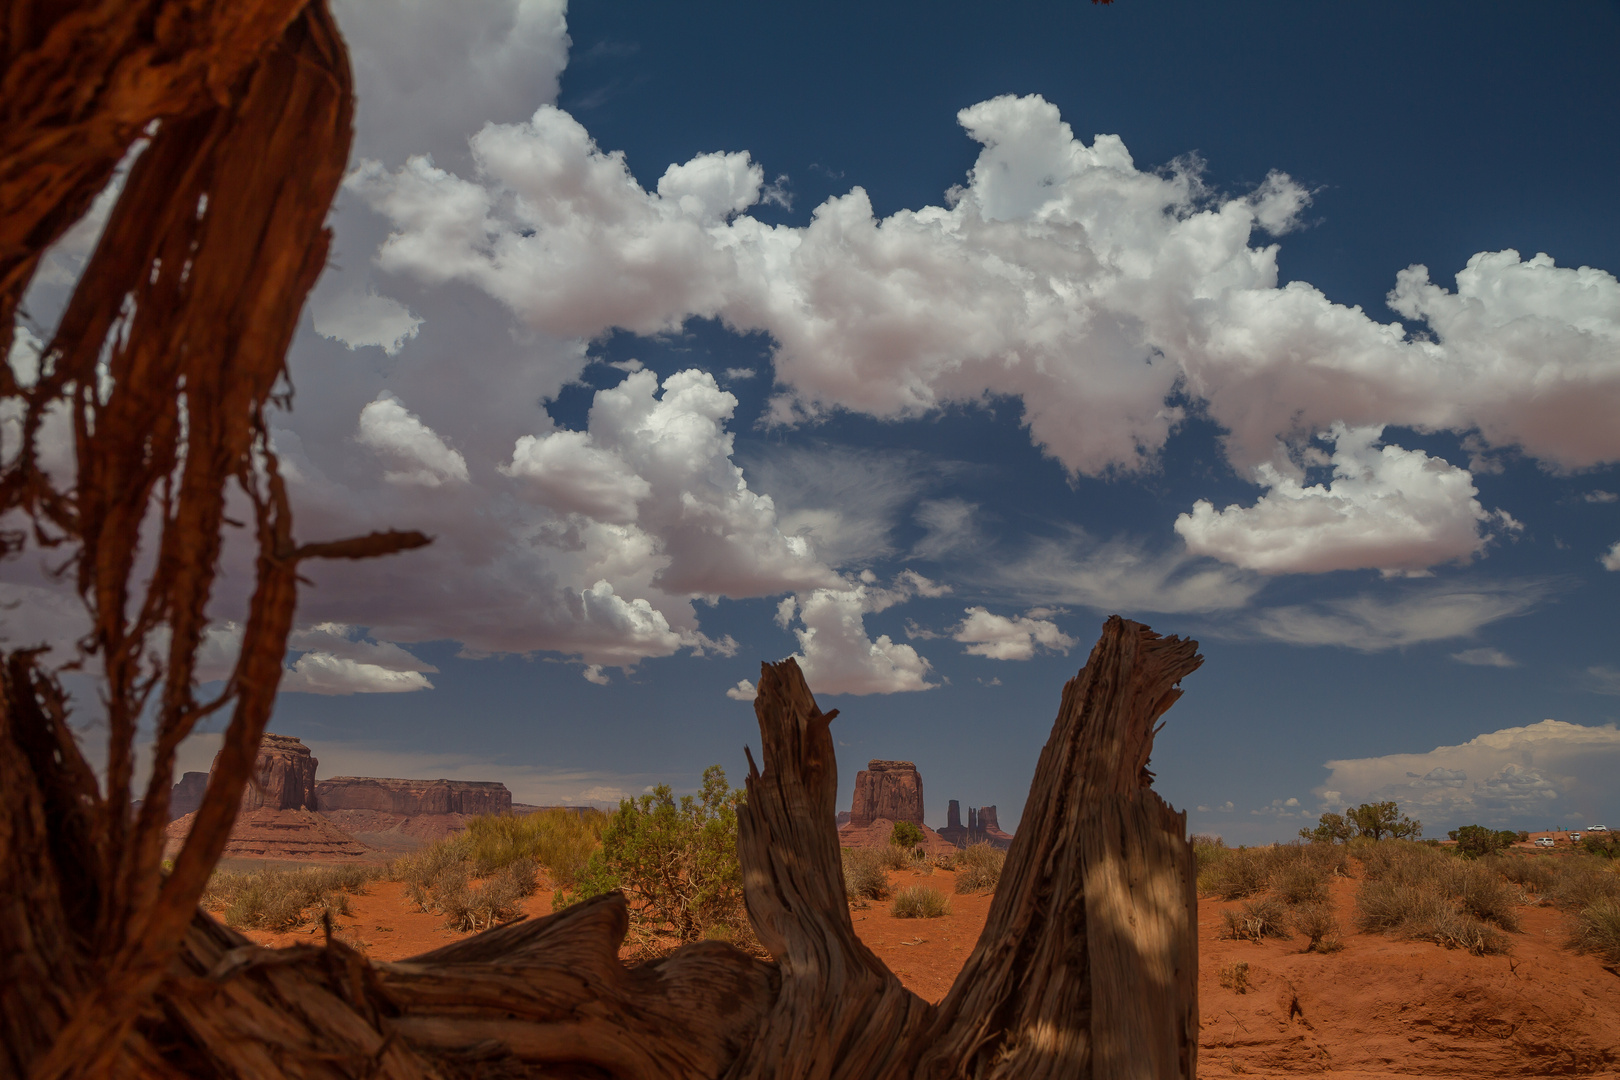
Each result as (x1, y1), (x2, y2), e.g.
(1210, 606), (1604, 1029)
(223, 865), (1620, 1076)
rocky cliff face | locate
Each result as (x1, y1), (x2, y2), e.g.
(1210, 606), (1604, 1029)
(848, 760), (925, 828)
(215, 733), (319, 812)
(315, 777), (511, 816)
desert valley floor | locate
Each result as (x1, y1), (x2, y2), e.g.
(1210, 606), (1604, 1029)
(220, 862), (1620, 1080)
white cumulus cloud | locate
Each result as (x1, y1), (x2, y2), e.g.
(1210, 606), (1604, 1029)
(952, 607), (1077, 660)
(353, 92), (1620, 492)
(1176, 424), (1516, 576)
(1602, 542), (1620, 572)
(310, 289), (423, 355)
(356, 393), (470, 486)
(777, 577), (937, 696)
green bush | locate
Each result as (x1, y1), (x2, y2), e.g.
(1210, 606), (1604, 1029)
(557, 765), (756, 954)
(458, 807), (608, 886)
(1582, 834), (1620, 860)
(1449, 824), (1519, 859)
(890, 821), (924, 849)
(842, 846), (892, 901)
(891, 885), (950, 918)
(205, 864), (382, 932)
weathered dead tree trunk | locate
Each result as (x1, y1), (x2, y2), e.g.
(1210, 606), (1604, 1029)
(4, 621), (1198, 1078)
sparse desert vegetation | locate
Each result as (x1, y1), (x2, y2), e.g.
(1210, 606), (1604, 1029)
(203, 864), (383, 932)
(952, 842), (1005, 895)
(891, 884), (951, 918)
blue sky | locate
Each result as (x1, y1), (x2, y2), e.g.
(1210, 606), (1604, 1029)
(12, 0), (1620, 843)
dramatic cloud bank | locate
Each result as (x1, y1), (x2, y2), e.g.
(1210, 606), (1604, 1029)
(1317, 719), (1620, 826)
(352, 92), (1620, 519)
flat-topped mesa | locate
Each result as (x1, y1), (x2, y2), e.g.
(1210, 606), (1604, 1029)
(213, 733), (318, 812)
(848, 759), (924, 829)
(316, 777), (512, 816)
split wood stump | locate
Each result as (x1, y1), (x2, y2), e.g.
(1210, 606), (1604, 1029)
(11, 617), (1200, 1078)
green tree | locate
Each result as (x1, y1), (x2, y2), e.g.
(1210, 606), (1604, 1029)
(1346, 801), (1422, 841)
(559, 765), (749, 948)
(1448, 824), (1518, 859)
(890, 821), (924, 849)
(1582, 834), (1620, 859)
(1300, 812), (1354, 844)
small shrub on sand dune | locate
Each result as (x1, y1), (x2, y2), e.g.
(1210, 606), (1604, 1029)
(892, 885), (951, 918)
(1567, 899), (1620, 964)
(458, 807), (608, 887)
(1486, 854), (1557, 895)
(206, 864), (382, 932)
(1290, 902), (1344, 953)
(843, 847), (892, 901)
(1544, 858), (1620, 913)
(889, 820), (924, 850)
(954, 842), (1005, 895)
(439, 859), (535, 933)
(877, 844), (913, 872)
(1221, 897), (1291, 943)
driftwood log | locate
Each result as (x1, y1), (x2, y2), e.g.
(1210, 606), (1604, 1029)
(1, 2), (1200, 1076)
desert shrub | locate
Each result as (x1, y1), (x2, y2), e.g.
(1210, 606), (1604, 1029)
(890, 821), (924, 849)
(1487, 854), (1557, 895)
(1199, 847), (1270, 900)
(877, 844), (913, 871)
(1221, 897), (1291, 942)
(1273, 861), (1328, 906)
(458, 807), (608, 886)
(1354, 877), (1512, 955)
(954, 842), (1005, 895)
(891, 885), (950, 918)
(1582, 834), (1620, 860)
(843, 846), (892, 901)
(1542, 857), (1620, 912)
(1291, 902), (1344, 953)
(1190, 835), (1228, 872)
(558, 765), (757, 955)
(1567, 899), (1620, 964)
(439, 859), (535, 932)
(1217, 961), (1250, 993)
(1449, 824), (1519, 859)
(206, 864), (382, 932)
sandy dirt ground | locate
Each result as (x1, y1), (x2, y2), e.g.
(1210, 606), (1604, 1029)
(223, 864), (1620, 1077)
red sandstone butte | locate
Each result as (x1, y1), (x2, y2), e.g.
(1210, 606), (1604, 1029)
(315, 777), (511, 816)
(847, 760), (925, 828)
(228, 732), (319, 812)
(167, 770), (209, 820)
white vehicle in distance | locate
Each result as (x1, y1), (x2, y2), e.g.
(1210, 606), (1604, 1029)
(1535, 837), (1556, 847)
(1590, 825), (1609, 832)
(1570, 831), (1583, 842)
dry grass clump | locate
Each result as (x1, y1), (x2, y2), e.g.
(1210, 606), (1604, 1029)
(1273, 861), (1329, 906)
(842, 846), (892, 902)
(1190, 834), (1228, 872)
(1217, 961), (1250, 993)
(205, 864), (382, 931)
(1353, 840), (1517, 955)
(1221, 897), (1291, 942)
(954, 842), (1005, 895)
(1291, 901), (1345, 953)
(1567, 899), (1620, 964)
(1486, 853), (1557, 894)
(891, 885), (951, 918)
(1200, 847), (1271, 900)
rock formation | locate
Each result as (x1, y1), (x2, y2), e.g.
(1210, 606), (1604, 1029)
(167, 771), (209, 820)
(847, 760), (925, 828)
(937, 799), (1015, 850)
(224, 733), (319, 812)
(315, 777), (511, 816)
